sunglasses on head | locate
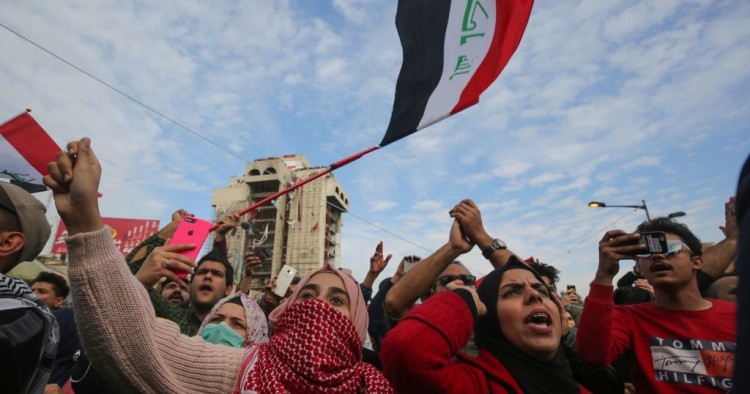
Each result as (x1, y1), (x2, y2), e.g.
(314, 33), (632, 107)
(637, 240), (690, 258)
(436, 274), (476, 287)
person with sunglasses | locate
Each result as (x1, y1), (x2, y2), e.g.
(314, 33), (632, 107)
(578, 218), (737, 393)
(384, 199), (520, 357)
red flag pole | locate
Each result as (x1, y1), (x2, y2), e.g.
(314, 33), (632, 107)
(209, 145), (381, 232)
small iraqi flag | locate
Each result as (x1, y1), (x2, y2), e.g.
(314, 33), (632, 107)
(0, 111), (61, 193)
(381, 0), (533, 146)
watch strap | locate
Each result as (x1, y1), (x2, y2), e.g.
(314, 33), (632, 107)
(482, 238), (507, 259)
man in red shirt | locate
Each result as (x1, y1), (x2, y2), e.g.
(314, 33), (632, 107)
(578, 218), (736, 393)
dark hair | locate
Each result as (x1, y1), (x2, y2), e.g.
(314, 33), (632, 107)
(291, 276), (302, 285)
(226, 295), (244, 306)
(636, 217), (702, 256)
(30, 272), (69, 299)
(194, 249), (234, 287)
(613, 286), (652, 305)
(160, 278), (184, 293)
(528, 261), (560, 285)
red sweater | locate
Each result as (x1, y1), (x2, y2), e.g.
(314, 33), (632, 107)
(380, 291), (589, 394)
(577, 284), (736, 393)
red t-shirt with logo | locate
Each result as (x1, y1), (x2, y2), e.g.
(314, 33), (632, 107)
(578, 284), (736, 393)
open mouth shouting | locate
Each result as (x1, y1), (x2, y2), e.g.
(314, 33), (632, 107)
(197, 283), (214, 294)
(524, 309), (553, 334)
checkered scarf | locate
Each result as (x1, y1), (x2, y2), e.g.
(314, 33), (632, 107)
(234, 298), (393, 393)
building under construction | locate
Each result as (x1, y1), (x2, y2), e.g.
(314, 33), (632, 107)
(211, 154), (348, 293)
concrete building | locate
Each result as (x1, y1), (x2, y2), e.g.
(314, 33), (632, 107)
(211, 154), (349, 293)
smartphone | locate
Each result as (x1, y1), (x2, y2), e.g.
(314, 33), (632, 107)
(638, 231), (668, 255)
(274, 265), (298, 298)
(168, 216), (212, 279)
(402, 255), (422, 274)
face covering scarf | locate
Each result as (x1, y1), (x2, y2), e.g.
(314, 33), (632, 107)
(201, 321), (245, 348)
(234, 298), (393, 394)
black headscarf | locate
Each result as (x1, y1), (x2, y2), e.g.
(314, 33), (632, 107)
(475, 258), (580, 394)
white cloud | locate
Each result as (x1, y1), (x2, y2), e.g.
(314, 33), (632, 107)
(0, 0), (746, 299)
(370, 199), (397, 212)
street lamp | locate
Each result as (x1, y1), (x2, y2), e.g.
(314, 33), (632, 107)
(588, 199), (651, 221)
(667, 211), (686, 219)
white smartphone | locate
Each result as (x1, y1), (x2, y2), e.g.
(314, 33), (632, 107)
(274, 265), (298, 298)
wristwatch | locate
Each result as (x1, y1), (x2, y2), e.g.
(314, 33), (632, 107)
(482, 238), (507, 259)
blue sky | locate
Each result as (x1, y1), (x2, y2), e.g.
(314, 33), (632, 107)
(1, 0), (748, 295)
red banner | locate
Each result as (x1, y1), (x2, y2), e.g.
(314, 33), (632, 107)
(52, 218), (160, 255)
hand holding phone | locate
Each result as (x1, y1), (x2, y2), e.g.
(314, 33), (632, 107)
(167, 216), (213, 279)
(274, 265), (298, 298)
(629, 231), (668, 256)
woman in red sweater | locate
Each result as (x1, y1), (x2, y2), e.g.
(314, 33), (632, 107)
(381, 258), (589, 393)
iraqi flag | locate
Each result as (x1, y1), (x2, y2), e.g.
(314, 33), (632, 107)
(381, 0), (533, 146)
(0, 112), (62, 193)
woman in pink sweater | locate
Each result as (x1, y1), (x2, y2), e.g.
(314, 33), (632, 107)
(44, 138), (391, 394)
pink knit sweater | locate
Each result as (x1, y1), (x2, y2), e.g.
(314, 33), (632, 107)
(67, 227), (243, 393)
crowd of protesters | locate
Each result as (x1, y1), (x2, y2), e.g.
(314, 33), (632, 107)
(0, 137), (745, 393)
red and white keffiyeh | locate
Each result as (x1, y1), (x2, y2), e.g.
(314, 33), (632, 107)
(234, 299), (393, 394)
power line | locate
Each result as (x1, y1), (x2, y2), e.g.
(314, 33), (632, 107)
(0, 22), (249, 163)
(329, 201), (488, 276)
(547, 209), (637, 263)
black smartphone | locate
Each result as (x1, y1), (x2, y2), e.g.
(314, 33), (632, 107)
(637, 231), (668, 255)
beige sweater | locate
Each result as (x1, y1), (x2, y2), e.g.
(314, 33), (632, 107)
(67, 227), (243, 393)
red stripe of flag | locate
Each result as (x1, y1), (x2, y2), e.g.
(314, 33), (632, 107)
(451, 0), (533, 115)
(0, 112), (62, 176)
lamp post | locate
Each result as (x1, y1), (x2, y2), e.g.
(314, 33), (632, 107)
(667, 211), (686, 219)
(588, 199), (651, 221)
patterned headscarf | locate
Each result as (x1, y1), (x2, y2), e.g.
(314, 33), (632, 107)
(198, 292), (268, 346)
(234, 298), (393, 393)
(268, 263), (368, 344)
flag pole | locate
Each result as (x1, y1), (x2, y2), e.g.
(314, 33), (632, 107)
(209, 145), (381, 232)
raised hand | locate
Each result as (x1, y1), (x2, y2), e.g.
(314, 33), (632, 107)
(448, 220), (473, 254)
(215, 212), (241, 241)
(369, 241), (393, 274)
(449, 199), (489, 245)
(595, 230), (643, 285)
(135, 242), (197, 289)
(171, 209), (192, 224)
(42, 138), (104, 235)
(243, 250), (263, 277)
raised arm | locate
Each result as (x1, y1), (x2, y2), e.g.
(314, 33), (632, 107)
(384, 220), (471, 320)
(702, 197), (738, 277)
(126, 209), (190, 273)
(578, 230), (642, 365)
(44, 138), (242, 393)
(449, 199), (519, 268)
(381, 288), (488, 393)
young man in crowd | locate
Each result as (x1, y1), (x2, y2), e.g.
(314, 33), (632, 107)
(578, 218), (736, 393)
(126, 209), (238, 335)
(30, 271), (68, 310)
(135, 247), (234, 336)
(30, 272), (81, 393)
(0, 182), (57, 394)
